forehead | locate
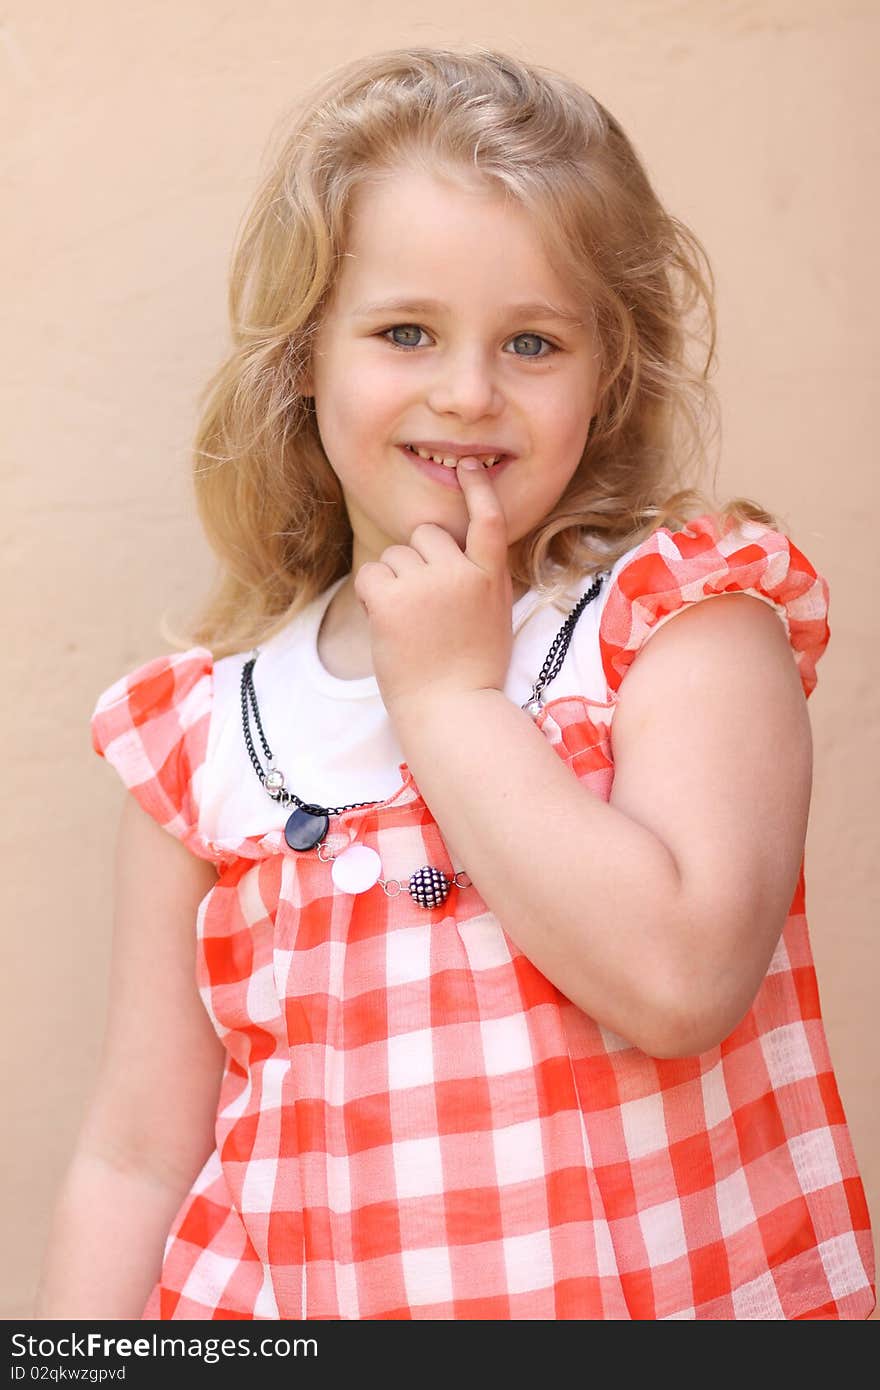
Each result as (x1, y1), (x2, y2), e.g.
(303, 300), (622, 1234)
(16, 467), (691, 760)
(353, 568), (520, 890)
(333, 167), (579, 312)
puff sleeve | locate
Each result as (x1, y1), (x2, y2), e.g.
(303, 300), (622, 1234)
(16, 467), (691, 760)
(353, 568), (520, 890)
(90, 647), (218, 863)
(599, 513), (831, 700)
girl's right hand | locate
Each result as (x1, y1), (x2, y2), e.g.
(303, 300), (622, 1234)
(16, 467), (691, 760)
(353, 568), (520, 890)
(355, 457), (515, 719)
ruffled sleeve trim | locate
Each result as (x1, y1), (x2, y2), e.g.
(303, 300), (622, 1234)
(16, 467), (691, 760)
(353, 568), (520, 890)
(90, 648), (221, 864)
(598, 514), (830, 700)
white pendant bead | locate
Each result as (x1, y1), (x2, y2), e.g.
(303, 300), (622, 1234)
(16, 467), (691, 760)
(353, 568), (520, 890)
(331, 844), (382, 895)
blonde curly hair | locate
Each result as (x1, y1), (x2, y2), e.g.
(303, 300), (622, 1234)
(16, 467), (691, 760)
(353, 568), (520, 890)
(167, 43), (780, 658)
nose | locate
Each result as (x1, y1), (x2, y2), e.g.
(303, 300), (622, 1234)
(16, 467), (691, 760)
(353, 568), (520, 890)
(425, 344), (504, 420)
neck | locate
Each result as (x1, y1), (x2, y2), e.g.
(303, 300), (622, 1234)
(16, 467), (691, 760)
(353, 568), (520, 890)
(335, 569), (530, 617)
(318, 568), (531, 682)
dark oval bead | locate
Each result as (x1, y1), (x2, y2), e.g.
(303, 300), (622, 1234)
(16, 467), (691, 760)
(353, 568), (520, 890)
(284, 806), (329, 851)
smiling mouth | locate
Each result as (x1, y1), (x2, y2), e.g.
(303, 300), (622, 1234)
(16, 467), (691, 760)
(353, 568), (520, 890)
(402, 444), (509, 469)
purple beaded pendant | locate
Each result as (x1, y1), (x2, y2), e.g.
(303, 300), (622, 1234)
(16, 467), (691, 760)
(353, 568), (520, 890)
(408, 865), (451, 909)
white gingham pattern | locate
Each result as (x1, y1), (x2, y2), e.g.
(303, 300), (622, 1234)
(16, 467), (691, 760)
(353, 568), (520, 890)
(91, 514), (875, 1319)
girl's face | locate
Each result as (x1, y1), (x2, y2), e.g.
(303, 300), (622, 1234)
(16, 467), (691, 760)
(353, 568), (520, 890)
(302, 167), (603, 589)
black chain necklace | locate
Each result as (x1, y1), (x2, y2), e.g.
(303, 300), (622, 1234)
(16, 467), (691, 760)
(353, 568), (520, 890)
(241, 570), (608, 908)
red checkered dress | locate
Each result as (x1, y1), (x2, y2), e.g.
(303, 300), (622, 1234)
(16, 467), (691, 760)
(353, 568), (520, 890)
(90, 514), (875, 1320)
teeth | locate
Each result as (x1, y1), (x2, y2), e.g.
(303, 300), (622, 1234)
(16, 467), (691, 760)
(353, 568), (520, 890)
(408, 445), (502, 467)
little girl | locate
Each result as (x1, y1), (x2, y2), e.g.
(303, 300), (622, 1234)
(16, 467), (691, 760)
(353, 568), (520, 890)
(39, 45), (874, 1321)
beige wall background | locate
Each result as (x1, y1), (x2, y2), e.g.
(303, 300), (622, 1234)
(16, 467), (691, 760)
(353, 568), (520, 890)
(3, 0), (877, 1318)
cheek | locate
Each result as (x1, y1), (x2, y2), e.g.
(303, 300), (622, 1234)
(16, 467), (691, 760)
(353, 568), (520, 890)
(340, 381), (403, 450)
(545, 390), (593, 453)
(501, 447), (582, 540)
(314, 387), (378, 465)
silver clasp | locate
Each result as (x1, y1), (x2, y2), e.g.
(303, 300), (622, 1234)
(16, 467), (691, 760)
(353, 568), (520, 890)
(521, 683), (545, 719)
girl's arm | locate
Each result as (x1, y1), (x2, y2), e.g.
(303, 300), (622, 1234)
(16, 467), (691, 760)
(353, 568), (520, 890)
(34, 797), (225, 1318)
(390, 592), (813, 1059)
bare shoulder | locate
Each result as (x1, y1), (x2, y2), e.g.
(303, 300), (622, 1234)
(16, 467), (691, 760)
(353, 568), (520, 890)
(609, 593), (813, 1048)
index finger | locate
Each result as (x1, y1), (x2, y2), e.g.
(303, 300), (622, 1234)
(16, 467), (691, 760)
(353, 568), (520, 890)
(456, 456), (510, 574)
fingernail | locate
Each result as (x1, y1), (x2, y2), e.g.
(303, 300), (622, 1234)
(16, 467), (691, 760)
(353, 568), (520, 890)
(458, 457), (481, 471)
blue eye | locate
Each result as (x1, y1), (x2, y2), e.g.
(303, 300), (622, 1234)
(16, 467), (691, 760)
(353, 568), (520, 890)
(384, 324), (428, 348)
(380, 325), (557, 359)
(507, 332), (554, 359)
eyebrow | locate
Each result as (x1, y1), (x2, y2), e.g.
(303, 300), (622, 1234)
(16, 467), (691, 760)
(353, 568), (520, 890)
(351, 296), (585, 325)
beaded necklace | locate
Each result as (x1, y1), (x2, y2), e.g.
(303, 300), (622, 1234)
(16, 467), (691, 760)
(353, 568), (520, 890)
(241, 571), (608, 908)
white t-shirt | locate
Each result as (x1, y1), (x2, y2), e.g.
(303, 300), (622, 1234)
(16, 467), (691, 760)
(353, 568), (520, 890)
(199, 542), (785, 846)
(200, 556), (616, 845)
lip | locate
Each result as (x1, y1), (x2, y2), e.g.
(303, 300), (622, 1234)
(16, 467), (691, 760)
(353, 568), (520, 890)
(403, 440), (517, 459)
(398, 444), (515, 490)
